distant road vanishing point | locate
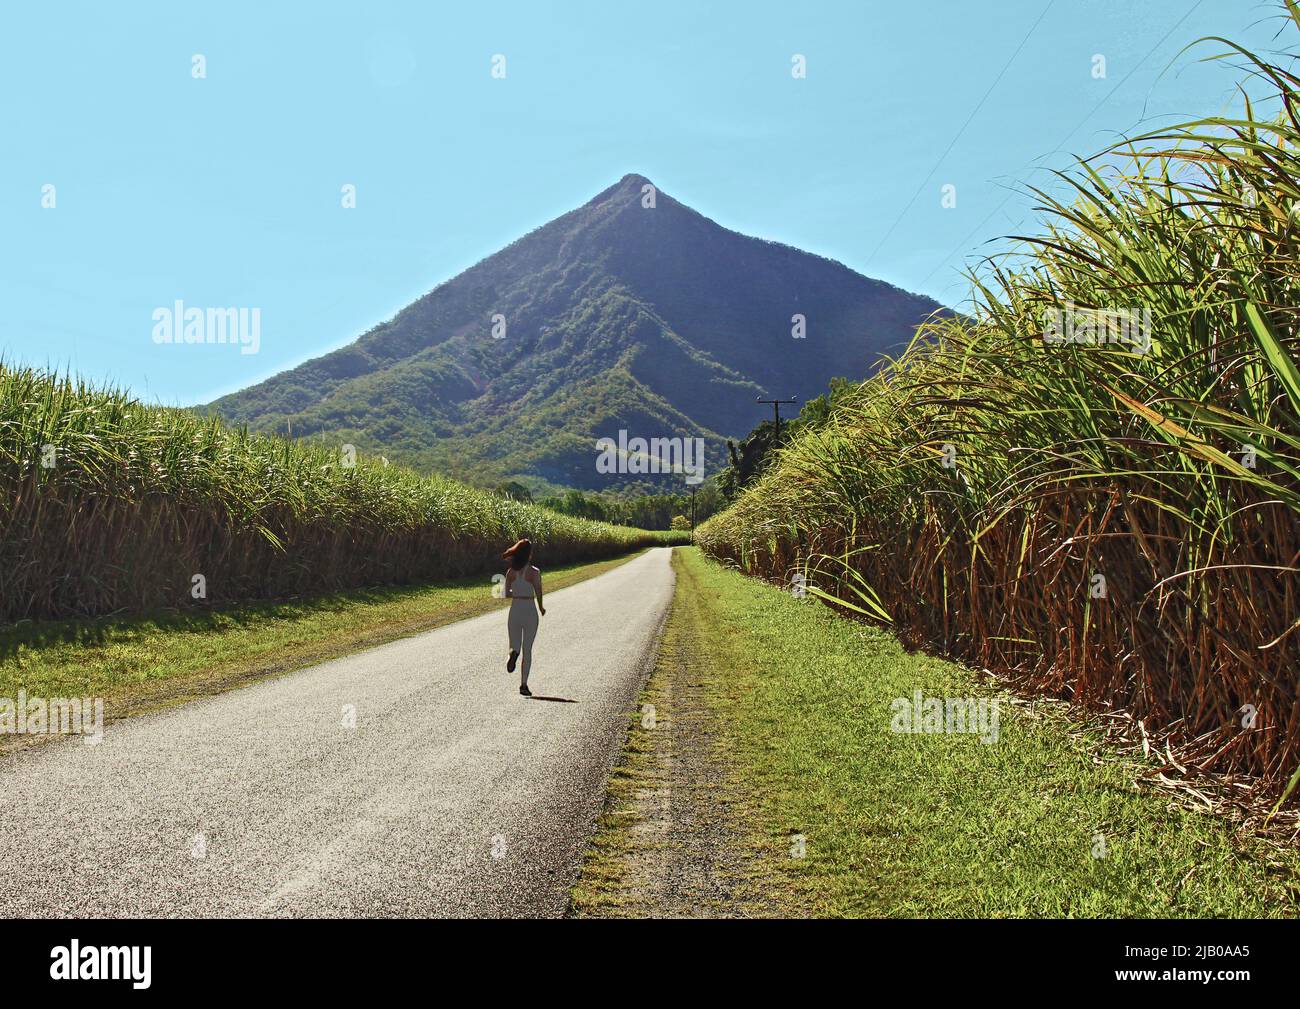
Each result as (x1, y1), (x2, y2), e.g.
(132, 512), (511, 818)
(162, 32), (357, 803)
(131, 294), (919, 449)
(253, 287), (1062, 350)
(0, 548), (675, 918)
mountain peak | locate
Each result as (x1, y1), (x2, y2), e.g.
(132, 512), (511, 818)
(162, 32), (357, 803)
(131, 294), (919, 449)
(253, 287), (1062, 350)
(583, 172), (659, 210)
(208, 178), (944, 493)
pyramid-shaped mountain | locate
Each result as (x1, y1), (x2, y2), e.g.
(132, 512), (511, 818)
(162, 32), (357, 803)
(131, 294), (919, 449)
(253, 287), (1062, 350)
(206, 174), (943, 492)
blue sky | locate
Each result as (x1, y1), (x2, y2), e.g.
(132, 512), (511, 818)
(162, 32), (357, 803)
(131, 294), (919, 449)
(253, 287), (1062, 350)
(0, 1), (1291, 405)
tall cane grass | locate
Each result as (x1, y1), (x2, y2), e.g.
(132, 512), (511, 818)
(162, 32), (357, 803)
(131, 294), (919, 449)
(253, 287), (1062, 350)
(699, 8), (1300, 803)
(0, 364), (683, 622)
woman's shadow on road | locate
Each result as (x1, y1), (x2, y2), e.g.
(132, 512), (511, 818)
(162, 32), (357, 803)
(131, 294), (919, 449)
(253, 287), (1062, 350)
(527, 695), (578, 703)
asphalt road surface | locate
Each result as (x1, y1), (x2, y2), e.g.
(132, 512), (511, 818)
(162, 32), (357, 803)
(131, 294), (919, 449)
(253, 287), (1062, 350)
(0, 547), (676, 918)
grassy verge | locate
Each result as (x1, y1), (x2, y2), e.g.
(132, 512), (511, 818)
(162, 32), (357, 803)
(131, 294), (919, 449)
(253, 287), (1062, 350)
(0, 548), (649, 736)
(571, 553), (785, 918)
(569, 672), (666, 916)
(576, 548), (1300, 917)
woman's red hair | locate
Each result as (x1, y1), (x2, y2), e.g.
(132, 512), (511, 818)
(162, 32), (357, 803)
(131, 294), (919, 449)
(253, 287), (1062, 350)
(503, 538), (532, 569)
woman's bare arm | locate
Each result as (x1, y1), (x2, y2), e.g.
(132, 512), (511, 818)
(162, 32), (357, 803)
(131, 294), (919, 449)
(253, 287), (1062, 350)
(534, 569), (545, 615)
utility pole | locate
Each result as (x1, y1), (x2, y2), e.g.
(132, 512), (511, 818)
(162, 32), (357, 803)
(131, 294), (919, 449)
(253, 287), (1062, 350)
(690, 485), (697, 531)
(756, 395), (799, 444)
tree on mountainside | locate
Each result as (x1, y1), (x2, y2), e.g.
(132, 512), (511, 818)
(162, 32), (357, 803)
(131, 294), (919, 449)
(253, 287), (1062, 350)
(494, 481), (534, 503)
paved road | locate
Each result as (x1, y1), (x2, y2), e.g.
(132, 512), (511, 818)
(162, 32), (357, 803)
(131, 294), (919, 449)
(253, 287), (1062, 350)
(0, 547), (676, 918)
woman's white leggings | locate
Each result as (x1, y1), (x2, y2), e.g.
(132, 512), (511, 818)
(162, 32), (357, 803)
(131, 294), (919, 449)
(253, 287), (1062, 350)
(508, 600), (539, 684)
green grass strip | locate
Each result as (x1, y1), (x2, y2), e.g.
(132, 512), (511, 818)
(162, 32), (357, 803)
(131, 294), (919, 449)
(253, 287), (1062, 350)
(648, 548), (1300, 917)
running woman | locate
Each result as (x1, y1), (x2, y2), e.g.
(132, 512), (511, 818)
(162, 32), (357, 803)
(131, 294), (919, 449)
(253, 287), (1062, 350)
(502, 538), (545, 695)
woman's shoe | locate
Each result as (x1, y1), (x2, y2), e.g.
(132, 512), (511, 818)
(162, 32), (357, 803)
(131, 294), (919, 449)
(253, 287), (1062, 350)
(507, 650), (518, 673)
(519, 684), (532, 697)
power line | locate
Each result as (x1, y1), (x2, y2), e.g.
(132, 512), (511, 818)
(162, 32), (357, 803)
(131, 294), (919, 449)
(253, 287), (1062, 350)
(863, 0), (1056, 268)
(919, 0), (1207, 289)
(756, 396), (798, 443)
